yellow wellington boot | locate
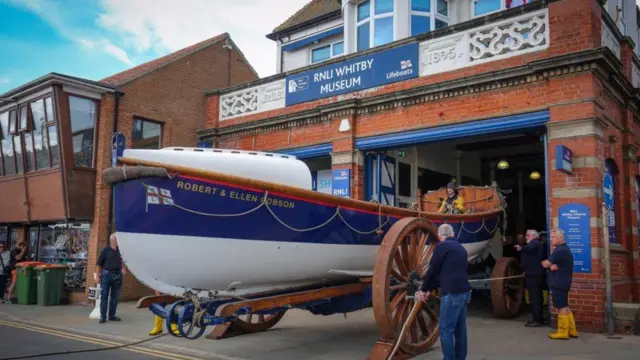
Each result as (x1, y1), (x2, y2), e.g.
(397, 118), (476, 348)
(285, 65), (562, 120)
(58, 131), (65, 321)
(171, 322), (180, 335)
(568, 311), (579, 338)
(549, 314), (569, 340)
(149, 315), (164, 336)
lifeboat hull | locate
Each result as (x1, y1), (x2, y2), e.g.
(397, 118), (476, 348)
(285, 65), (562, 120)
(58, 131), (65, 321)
(113, 173), (502, 298)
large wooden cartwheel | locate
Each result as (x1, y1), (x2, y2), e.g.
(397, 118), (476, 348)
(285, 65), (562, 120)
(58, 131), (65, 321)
(490, 257), (524, 318)
(372, 217), (440, 358)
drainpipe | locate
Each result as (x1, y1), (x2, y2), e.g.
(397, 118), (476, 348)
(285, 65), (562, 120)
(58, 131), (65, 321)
(107, 91), (120, 239)
(602, 203), (615, 337)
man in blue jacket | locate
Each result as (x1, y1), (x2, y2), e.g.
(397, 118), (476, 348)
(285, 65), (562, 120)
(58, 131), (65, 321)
(515, 229), (546, 327)
(542, 228), (577, 340)
(416, 223), (471, 360)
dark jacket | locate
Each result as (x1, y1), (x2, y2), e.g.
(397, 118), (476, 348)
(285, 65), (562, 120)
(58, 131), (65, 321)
(547, 243), (573, 291)
(520, 238), (545, 277)
(420, 237), (471, 295)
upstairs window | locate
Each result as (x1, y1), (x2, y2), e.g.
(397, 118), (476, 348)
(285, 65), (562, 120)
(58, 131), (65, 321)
(357, 0), (395, 51)
(311, 40), (344, 64)
(69, 96), (97, 168)
(411, 0), (450, 37)
(132, 118), (162, 149)
(472, 0), (528, 18)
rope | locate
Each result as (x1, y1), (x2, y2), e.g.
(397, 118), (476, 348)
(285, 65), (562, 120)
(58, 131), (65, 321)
(140, 181), (390, 235)
(468, 274), (524, 283)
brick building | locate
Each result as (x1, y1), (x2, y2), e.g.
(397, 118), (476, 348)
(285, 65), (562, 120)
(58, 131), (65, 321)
(0, 33), (258, 303)
(197, 0), (640, 332)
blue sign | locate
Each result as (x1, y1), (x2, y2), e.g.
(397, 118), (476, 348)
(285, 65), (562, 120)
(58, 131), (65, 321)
(332, 169), (351, 198)
(112, 133), (126, 167)
(603, 173), (614, 209)
(311, 171), (318, 191)
(198, 140), (213, 148)
(285, 42), (419, 106)
(558, 203), (592, 273)
(554, 145), (573, 174)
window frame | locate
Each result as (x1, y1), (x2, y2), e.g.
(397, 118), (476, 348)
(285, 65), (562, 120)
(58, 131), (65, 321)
(67, 94), (99, 169)
(356, 0), (396, 51)
(471, 0), (527, 18)
(410, 0), (450, 37)
(310, 39), (345, 64)
(131, 117), (164, 150)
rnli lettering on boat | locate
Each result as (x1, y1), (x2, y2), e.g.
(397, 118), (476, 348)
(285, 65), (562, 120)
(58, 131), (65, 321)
(176, 180), (295, 209)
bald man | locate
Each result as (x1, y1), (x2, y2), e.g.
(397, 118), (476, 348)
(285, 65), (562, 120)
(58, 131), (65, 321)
(96, 233), (127, 324)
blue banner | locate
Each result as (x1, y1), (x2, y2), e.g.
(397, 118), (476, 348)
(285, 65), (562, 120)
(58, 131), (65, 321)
(332, 169), (351, 198)
(112, 133), (126, 167)
(554, 145), (572, 174)
(285, 42), (419, 106)
(558, 203), (591, 273)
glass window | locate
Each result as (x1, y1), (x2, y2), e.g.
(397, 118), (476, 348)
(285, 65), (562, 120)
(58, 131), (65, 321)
(132, 119), (162, 149)
(474, 0), (502, 16)
(437, 0), (448, 16)
(33, 120), (48, 170)
(375, 0), (393, 15)
(411, 15), (431, 36)
(45, 97), (55, 123)
(333, 41), (344, 56)
(48, 126), (60, 167)
(0, 112), (15, 175)
(13, 135), (23, 174)
(358, 22), (371, 51)
(8, 109), (16, 134)
(38, 223), (90, 290)
(18, 106), (28, 131)
(510, 0), (526, 7)
(358, 0), (370, 21)
(24, 132), (34, 171)
(312, 45), (331, 63)
(69, 96), (97, 168)
(374, 16), (394, 46)
(436, 19), (448, 30)
(412, 0), (431, 12)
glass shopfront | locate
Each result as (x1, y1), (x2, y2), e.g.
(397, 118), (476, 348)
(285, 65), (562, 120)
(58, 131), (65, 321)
(36, 223), (89, 290)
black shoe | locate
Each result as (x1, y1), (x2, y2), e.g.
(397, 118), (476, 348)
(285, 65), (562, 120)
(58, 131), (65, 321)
(109, 316), (121, 321)
(99, 318), (106, 324)
(525, 321), (544, 327)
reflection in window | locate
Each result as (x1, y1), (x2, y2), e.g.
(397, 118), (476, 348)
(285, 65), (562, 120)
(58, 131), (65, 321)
(357, 0), (395, 51)
(474, 0), (501, 17)
(69, 96), (96, 168)
(24, 132), (34, 171)
(38, 223), (89, 289)
(19, 106), (28, 131)
(311, 40), (345, 64)
(132, 119), (162, 149)
(13, 136), (23, 174)
(48, 126), (60, 167)
(30, 99), (49, 169)
(0, 112), (16, 176)
(411, 0), (449, 37)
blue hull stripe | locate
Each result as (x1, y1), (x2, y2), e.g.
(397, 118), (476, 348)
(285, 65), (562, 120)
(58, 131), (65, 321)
(114, 175), (501, 246)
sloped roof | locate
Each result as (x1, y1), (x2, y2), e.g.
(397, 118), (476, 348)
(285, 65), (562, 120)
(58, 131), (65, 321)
(270, 0), (341, 36)
(101, 33), (233, 86)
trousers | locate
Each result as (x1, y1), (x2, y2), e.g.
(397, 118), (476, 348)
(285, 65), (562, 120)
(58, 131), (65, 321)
(526, 275), (544, 323)
(100, 270), (122, 319)
(439, 291), (471, 360)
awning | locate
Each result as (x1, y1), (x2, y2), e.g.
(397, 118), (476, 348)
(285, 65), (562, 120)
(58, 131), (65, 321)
(277, 143), (333, 159)
(281, 27), (344, 52)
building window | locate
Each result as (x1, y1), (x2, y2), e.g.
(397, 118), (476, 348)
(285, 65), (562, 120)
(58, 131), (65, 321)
(132, 118), (162, 149)
(69, 96), (97, 168)
(311, 40), (345, 63)
(472, 0), (528, 18)
(411, 0), (450, 37)
(38, 223), (89, 290)
(0, 111), (17, 176)
(357, 0), (395, 51)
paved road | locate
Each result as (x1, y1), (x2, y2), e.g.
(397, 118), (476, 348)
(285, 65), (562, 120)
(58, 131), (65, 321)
(0, 321), (202, 360)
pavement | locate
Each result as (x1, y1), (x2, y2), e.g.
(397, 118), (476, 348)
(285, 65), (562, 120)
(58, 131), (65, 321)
(0, 295), (639, 360)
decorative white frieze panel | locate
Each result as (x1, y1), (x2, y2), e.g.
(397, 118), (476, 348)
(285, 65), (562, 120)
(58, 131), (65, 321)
(220, 79), (286, 121)
(601, 20), (621, 60)
(633, 62), (640, 88)
(420, 9), (550, 76)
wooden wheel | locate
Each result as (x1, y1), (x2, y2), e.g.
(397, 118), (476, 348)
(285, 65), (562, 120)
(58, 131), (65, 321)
(232, 311), (286, 333)
(490, 257), (524, 318)
(372, 217), (440, 357)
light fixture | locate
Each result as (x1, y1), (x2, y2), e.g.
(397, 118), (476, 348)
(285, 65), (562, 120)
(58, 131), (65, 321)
(497, 160), (509, 170)
(529, 171), (541, 180)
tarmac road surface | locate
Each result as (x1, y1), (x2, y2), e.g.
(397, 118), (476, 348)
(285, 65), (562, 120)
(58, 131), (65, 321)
(0, 321), (204, 360)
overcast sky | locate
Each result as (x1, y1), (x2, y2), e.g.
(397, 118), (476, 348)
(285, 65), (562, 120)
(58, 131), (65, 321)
(0, 0), (310, 93)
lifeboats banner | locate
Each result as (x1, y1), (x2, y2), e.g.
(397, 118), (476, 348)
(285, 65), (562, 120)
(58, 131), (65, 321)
(285, 42), (419, 106)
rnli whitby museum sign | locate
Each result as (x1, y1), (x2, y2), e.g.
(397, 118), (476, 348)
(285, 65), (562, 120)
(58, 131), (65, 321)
(285, 42), (419, 106)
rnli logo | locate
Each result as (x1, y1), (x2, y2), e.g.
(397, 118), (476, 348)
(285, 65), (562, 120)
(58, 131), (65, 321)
(288, 77), (308, 93)
(400, 59), (412, 70)
(147, 186), (174, 206)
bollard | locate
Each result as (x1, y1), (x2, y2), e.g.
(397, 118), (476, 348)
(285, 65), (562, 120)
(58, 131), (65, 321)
(88, 273), (102, 319)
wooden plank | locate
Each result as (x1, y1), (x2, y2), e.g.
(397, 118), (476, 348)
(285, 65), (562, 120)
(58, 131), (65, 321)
(136, 295), (183, 309)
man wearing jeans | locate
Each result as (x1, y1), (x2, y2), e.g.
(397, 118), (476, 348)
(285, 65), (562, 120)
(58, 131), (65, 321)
(96, 233), (126, 323)
(416, 224), (471, 360)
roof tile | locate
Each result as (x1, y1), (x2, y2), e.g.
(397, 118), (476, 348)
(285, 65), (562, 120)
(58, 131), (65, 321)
(273, 0), (341, 33)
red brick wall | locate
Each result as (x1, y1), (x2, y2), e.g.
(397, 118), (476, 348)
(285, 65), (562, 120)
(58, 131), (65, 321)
(86, 39), (259, 302)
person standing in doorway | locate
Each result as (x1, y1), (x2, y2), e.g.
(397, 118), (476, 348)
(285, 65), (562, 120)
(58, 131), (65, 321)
(515, 229), (546, 327)
(416, 223), (471, 360)
(6, 241), (27, 304)
(96, 233), (126, 323)
(542, 228), (577, 339)
(0, 243), (11, 303)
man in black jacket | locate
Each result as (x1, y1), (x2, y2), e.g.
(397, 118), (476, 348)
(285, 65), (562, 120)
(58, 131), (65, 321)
(416, 223), (471, 360)
(515, 229), (545, 327)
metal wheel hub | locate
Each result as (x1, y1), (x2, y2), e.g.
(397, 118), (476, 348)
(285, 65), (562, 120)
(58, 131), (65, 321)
(406, 270), (423, 294)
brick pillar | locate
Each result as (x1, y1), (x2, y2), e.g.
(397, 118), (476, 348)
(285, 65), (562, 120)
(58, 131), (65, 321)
(204, 93), (220, 130)
(331, 114), (364, 200)
(547, 117), (607, 332)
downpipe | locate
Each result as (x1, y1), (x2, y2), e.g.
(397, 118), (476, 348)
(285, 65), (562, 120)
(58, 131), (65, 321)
(602, 203), (616, 337)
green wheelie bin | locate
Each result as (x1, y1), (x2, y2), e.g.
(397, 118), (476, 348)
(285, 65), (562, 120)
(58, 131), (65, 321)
(15, 262), (46, 305)
(35, 264), (67, 306)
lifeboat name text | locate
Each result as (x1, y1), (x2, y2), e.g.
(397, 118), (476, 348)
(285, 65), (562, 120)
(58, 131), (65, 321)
(176, 181), (295, 209)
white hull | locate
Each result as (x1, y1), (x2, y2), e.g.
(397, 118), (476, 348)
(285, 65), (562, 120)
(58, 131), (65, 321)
(117, 232), (491, 298)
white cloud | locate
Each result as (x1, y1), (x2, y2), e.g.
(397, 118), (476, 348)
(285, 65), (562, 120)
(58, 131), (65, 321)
(95, 0), (311, 77)
(102, 40), (134, 65)
(0, 78), (10, 85)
